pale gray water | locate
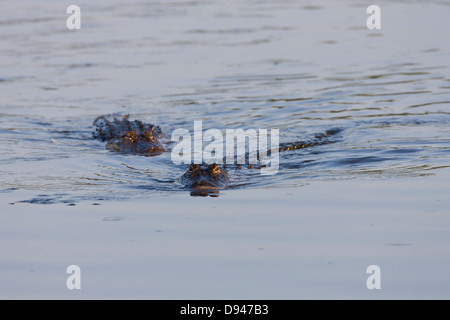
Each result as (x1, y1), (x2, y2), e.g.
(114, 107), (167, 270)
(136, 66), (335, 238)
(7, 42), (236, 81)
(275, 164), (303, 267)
(1, 0), (450, 299)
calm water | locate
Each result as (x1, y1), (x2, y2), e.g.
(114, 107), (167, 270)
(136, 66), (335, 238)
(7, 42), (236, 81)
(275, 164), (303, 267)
(1, 0), (449, 202)
(1, 0), (450, 299)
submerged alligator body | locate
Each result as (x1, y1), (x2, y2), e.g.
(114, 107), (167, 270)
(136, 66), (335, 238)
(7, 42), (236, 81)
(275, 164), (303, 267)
(93, 114), (341, 196)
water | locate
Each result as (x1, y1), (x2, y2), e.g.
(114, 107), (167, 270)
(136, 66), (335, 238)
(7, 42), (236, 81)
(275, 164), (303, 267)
(1, 0), (450, 299)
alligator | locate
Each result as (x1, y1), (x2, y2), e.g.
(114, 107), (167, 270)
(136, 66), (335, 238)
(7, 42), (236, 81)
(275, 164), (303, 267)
(93, 114), (165, 155)
(180, 163), (231, 196)
(93, 114), (341, 196)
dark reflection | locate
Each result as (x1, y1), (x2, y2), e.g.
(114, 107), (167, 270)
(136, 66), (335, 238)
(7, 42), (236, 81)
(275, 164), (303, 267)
(189, 189), (220, 197)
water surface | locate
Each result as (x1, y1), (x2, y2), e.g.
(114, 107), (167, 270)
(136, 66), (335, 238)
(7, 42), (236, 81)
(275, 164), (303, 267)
(1, 0), (450, 299)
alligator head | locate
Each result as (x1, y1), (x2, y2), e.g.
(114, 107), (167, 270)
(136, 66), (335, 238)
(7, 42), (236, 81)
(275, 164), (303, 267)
(93, 114), (164, 142)
(106, 130), (165, 156)
(181, 163), (230, 197)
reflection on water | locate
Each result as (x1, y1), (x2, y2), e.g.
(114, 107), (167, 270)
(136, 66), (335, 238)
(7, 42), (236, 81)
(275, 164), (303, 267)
(0, 0), (449, 202)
